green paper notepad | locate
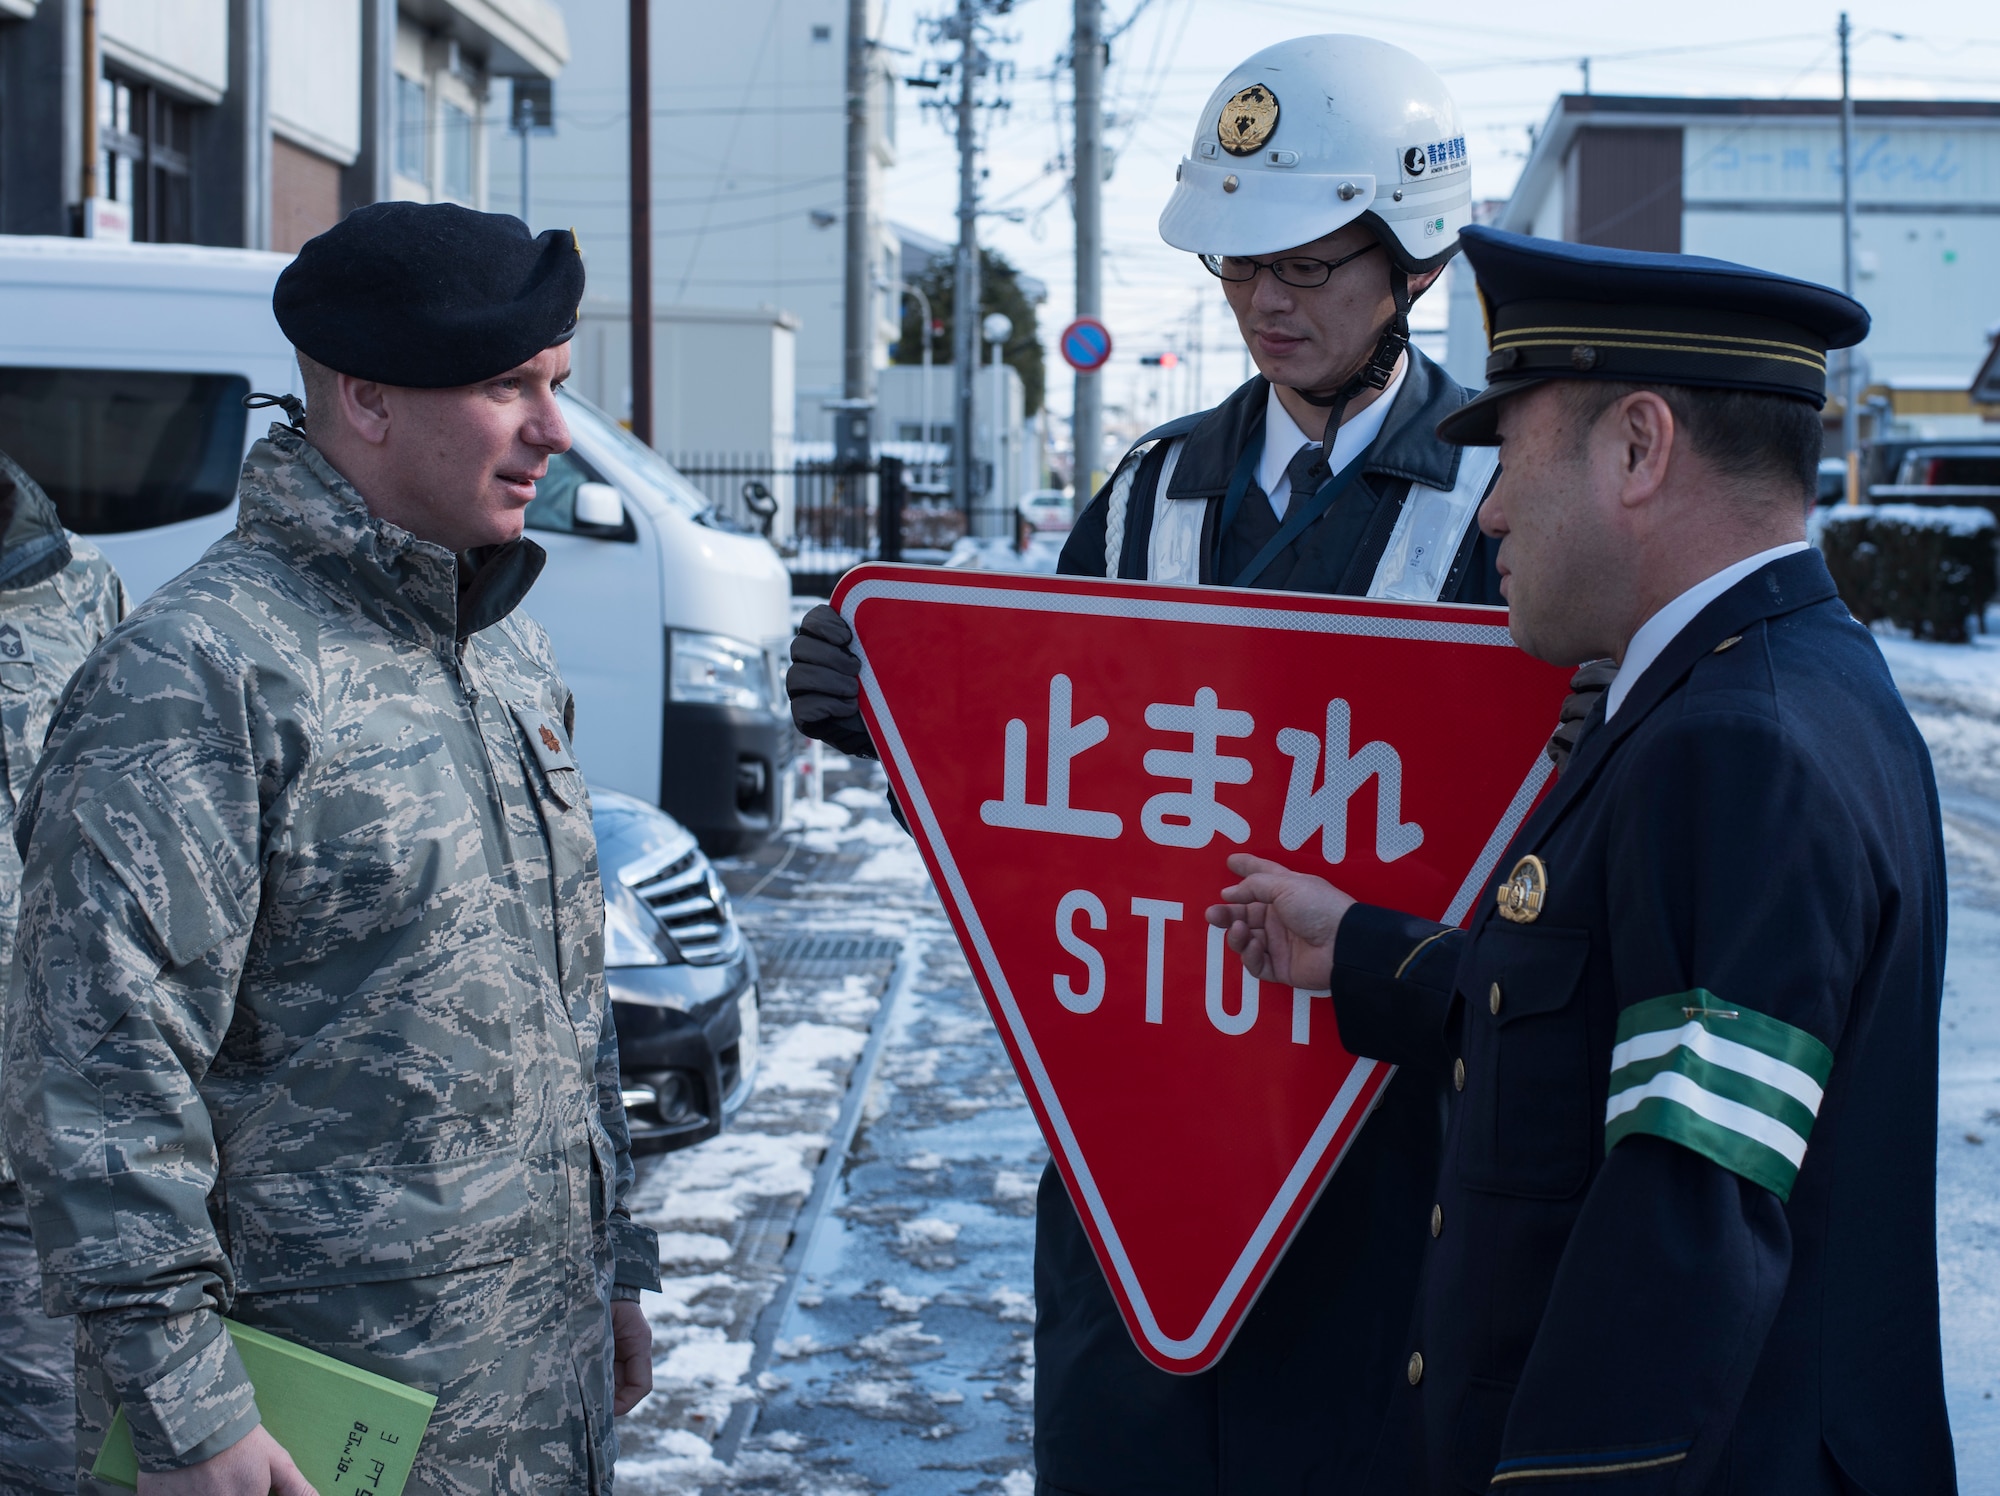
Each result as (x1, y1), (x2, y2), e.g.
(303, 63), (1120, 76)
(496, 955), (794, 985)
(92, 1319), (437, 1494)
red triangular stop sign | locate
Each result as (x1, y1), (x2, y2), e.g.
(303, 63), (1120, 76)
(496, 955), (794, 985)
(834, 565), (1573, 1373)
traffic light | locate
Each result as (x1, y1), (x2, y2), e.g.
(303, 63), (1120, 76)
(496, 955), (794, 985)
(1139, 352), (1181, 369)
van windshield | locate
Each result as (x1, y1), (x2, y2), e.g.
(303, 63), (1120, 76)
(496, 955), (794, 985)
(0, 368), (248, 533)
(556, 387), (709, 518)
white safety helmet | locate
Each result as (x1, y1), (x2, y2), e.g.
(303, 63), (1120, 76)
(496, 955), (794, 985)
(1158, 34), (1471, 273)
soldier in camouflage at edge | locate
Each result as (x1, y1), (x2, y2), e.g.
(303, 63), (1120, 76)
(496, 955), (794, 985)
(3, 202), (660, 1495)
(0, 448), (127, 1491)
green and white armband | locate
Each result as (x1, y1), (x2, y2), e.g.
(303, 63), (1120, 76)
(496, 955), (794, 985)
(1604, 991), (1833, 1201)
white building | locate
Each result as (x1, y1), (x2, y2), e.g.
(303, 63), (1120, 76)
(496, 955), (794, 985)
(0, 0), (567, 252)
(875, 360), (1028, 514)
(494, 0), (900, 454)
(1488, 94), (2000, 445)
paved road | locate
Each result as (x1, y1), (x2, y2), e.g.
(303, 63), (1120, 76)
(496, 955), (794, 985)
(613, 762), (1041, 1496)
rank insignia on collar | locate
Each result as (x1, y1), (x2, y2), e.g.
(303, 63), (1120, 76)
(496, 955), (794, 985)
(1496, 854), (1547, 924)
(1217, 85), (1279, 157)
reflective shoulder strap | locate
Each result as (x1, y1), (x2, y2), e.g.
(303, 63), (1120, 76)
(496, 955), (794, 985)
(1143, 441), (1203, 584)
(1367, 446), (1500, 602)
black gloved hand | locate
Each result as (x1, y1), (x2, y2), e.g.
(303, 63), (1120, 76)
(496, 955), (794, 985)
(1545, 658), (1618, 774)
(786, 604), (879, 760)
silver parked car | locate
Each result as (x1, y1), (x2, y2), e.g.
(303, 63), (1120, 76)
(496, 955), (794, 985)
(592, 787), (760, 1152)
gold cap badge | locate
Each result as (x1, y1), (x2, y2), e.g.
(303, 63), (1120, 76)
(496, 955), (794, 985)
(1217, 85), (1280, 157)
(1495, 855), (1547, 924)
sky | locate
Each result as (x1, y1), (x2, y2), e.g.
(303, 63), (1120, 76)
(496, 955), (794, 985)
(870, 0), (2000, 440)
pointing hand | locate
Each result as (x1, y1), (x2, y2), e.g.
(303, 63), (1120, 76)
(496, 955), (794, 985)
(1205, 853), (1356, 992)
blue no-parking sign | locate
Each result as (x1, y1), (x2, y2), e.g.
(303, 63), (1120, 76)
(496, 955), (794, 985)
(1059, 317), (1113, 373)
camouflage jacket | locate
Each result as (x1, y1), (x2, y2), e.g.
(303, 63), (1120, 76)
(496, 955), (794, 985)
(3, 428), (659, 1478)
(0, 451), (128, 1187)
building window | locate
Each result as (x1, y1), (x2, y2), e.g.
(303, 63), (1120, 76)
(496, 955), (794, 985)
(396, 74), (429, 183)
(441, 100), (474, 202)
(98, 73), (193, 243)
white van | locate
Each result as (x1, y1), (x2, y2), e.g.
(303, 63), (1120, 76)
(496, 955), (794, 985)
(0, 236), (796, 853)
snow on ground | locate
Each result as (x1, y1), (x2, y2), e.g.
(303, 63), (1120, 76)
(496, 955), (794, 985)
(1880, 613), (2000, 1488)
(617, 761), (1037, 1494)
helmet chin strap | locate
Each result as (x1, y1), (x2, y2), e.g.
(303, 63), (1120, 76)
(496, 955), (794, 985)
(1291, 267), (1413, 447)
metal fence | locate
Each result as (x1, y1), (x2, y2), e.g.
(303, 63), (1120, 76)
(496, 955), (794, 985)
(670, 454), (920, 590)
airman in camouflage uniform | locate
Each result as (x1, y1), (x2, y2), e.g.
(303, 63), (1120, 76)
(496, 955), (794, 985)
(3, 203), (659, 1494)
(0, 449), (127, 1492)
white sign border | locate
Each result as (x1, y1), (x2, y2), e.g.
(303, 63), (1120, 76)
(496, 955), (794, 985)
(842, 574), (1551, 1365)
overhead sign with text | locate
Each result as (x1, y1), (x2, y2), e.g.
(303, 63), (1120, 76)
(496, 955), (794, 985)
(833, 565), (1572, 1373)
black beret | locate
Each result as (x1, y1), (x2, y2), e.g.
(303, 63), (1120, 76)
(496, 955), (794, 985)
(274, 201), (584, 389)
(1438, 225), (1870, 445)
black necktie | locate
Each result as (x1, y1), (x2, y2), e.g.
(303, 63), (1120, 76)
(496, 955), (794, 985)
(1279, 442), (1330, 513)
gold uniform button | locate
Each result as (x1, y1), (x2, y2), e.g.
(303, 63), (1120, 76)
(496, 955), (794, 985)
(1430, 1204), (1442, 1238)
(1407, 1351), (1424, 1386)
(1489, 981), (1503, 1015)
(1453, 1057), (1465, 1092)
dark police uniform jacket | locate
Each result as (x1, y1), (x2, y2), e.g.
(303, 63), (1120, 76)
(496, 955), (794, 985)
(1061, 350), (1505, 598)
(1331, 549), (1957, 1493)
(1034, 351), (1505, 1496)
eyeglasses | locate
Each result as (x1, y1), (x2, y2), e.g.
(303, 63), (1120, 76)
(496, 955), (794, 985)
(1199, 241), (1381, 288)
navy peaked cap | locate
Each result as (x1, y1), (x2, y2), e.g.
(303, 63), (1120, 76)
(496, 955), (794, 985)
(274, 201), (584, 389)
(1437, 225), (1870, 445)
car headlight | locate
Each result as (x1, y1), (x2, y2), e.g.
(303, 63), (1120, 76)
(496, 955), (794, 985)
(670, 630), (772, 711)
(603, 879), (669, 967)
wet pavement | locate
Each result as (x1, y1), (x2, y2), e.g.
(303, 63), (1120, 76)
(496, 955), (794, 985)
(613, 761), (1042, 1496)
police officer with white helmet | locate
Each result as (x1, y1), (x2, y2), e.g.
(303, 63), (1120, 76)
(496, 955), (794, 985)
(786, 35), (1599, 1494)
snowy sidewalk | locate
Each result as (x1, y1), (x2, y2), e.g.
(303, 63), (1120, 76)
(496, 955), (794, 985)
(613, 766), (1039, 1495)
(1877, 626), (2000, 1488)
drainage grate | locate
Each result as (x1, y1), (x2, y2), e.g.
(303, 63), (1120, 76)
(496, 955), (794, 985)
(757, 935), (904, 969)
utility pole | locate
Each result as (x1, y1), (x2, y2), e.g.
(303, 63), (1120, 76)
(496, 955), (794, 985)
(1580, 57), (1591, 95)
(81, 0), (99, 214)
(953, 0), (981, 528)
(629, 0), (654, 446)
(1072, 0), (1103, 504)
(842, 0), (873, 417)
(1838, 12), (1859, 500)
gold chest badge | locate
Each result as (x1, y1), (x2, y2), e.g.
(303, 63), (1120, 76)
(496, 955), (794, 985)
(1217, 85), (1280, 157)
(1495, 855), (1547, 924)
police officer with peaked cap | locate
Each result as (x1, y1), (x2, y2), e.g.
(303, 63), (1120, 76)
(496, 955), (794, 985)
(1210, 226), (1959, 1491)
(3, 200), (661, 1495)
(0, 450), (127, 1491)
(787, 37), (1612, 1496)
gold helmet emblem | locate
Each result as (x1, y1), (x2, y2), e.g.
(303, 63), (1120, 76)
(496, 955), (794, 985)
(1216, 85), (1280, 157)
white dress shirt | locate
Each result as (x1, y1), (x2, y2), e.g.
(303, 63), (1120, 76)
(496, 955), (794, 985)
(1604, 541), (1811, 720)
(1256, 358), (1407, 520)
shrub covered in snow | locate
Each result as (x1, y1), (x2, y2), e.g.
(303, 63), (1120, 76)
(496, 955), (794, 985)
(1817, 504), (1998, 643)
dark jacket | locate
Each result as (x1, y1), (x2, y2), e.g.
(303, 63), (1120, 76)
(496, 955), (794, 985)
(1059, 350), (1502, 603)
(1034, 353), (1501, 1496)
(1331, 549), (1956, 1493)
